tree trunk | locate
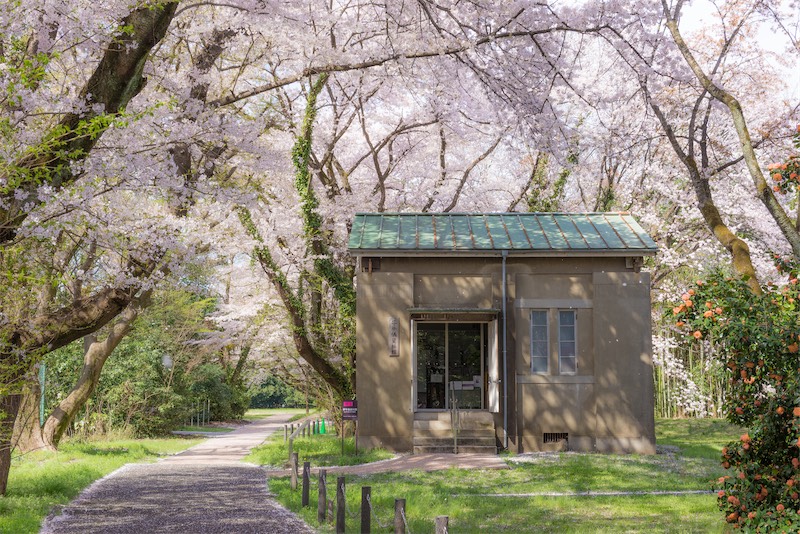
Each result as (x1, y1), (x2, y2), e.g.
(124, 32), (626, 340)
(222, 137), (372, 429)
(0, 394), (22, 496)
(11, 378), (49, 454)
(647, 98), (763, 294)
(42, 301), (141, 448)
(663, 6), (800, 260)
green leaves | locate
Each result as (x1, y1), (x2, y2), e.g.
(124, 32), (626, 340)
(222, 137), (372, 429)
(672, 266), (800, 528)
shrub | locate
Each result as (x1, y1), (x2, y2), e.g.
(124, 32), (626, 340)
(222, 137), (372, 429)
(673, 262), (800, 530)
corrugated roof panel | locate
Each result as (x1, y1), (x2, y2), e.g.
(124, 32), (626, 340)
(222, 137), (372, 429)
(614, 214), (649, 249)
(452, 215), (474, 249)
(504, 214), (532, 249)
(485, 215), (512, 249)
(519, 216), (551, 249)
(379, 215), (400, 249)
(622, 214), (658, 249)
(359, 213), (384, 249)
(538, 214), (569, 248)
(433, 214), (454, 250)
(347, 213), (657, 255)
(416, 215), (435, 249)
(347, 218), (362, 249)
(572, 214), (608, 249)
(553, 215), (589, 249)
(397, 215), (418, 249)
(587, 214), (625, 249)
(468, 215), (493, 249)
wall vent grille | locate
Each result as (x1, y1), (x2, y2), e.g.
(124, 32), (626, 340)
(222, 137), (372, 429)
(543, 432), (569, 444)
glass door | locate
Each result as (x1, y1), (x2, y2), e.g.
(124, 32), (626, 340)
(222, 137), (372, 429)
(415, 322), (484, 410)
(416, 323), (446, 409)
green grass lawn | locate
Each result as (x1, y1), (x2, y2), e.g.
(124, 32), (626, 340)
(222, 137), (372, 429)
(268, 418), (743, 533)
(0, 437), (201, 534)
(242, 407), (318, 421)
(0, 417), (742, 533)
(246, 433), (395, 467)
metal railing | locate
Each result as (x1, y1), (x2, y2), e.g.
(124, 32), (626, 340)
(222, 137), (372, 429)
(449, 383), (460, 454)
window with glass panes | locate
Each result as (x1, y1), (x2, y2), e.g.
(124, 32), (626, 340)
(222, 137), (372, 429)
(558, 310), (577, 374)
(530, 310), (549, 373)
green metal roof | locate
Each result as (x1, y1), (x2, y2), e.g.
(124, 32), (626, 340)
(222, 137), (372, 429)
(348, 213), (657, 256)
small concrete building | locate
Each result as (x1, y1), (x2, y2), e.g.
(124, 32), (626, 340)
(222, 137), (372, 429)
(348, 213), (657, 454)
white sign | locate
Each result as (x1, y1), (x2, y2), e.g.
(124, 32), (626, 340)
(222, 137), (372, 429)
(389, 317), (399, 356)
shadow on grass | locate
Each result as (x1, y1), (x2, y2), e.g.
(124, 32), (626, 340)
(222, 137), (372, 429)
(269, 472), (721, 533)
(656, 418), (743, 461)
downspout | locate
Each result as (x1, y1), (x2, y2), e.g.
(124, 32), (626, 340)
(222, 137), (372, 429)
(501, 249), (509, 450)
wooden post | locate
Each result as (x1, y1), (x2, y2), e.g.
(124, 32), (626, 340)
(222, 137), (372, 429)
(284, 425), (288, 442)
(317, 469), (327, 523)
(361, 486), (371, 534)
(435, 515), (449, 534)
(290, 452), (298, 491)
(394, 498), (406, 534)
(301, 462), (310, 507)
(336, 476), (346, 534)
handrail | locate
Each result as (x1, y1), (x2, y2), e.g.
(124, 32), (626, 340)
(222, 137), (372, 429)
(450, 383), (460, 454)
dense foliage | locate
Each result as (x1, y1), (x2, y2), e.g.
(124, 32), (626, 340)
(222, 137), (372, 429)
(249, 375), (306, 409)
(42, 289), (250, 437)
(673, 262), (800, 529)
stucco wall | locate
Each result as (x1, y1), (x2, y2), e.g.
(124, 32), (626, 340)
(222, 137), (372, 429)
(355, 272), (414, 451)
(354, 256), (656, 454)
(592, 271), (656, 453)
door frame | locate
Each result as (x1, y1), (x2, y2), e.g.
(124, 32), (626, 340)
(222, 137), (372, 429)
(411, 319), (499, 413)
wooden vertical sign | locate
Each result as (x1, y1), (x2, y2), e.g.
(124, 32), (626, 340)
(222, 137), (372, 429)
(388, 317), (399, 356)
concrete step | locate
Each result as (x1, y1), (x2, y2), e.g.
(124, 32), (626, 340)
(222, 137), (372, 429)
(412, 428), (495, 439)
(413, 436), (496, 447)
(412, 420), (494, 432)
(413, 444), (498, 454)
(412, 411), (497, 455)
(414, 411), (494, 423)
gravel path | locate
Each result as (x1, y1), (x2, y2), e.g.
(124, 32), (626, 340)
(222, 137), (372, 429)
(40, 414), (314, 534)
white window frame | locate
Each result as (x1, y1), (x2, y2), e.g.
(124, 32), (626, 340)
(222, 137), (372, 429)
(558, 310), (577, 375)
(530, 310), (549, 374)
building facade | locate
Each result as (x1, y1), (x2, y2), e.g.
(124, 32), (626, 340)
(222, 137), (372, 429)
(348, 213), (657, 454)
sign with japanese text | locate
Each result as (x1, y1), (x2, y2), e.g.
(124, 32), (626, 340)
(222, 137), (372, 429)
(388, 317), (399, 356)
(342, 400), (358, 421)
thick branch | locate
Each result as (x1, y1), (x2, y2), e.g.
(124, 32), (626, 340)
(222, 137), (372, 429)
(649, 98), (762, 294)
(211, 24), (610, 108)
(0, 2), (178, 245)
